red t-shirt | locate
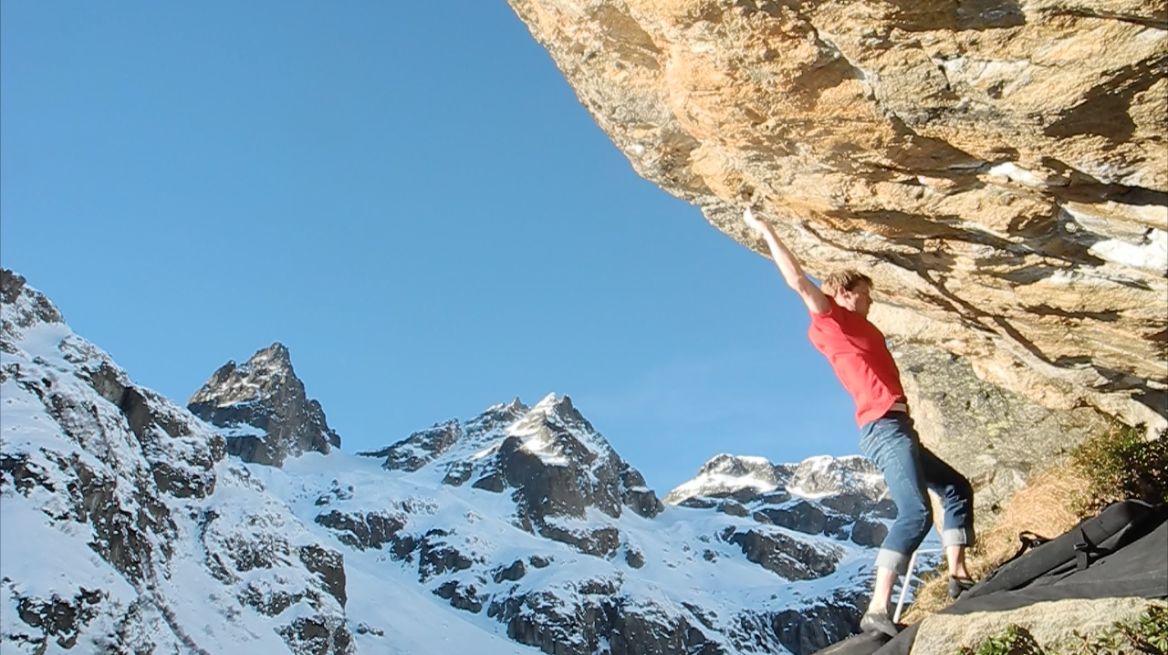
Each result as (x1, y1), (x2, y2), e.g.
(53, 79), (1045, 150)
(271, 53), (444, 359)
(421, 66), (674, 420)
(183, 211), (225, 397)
(807, 299), (906, 426)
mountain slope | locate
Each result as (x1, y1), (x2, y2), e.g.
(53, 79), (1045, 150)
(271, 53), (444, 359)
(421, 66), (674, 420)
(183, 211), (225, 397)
(1, 268), (933, 654)
(0, 270), (530, 655)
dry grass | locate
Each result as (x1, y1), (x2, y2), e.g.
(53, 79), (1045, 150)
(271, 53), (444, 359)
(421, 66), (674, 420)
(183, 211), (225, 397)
(900, 461), (1090, 624)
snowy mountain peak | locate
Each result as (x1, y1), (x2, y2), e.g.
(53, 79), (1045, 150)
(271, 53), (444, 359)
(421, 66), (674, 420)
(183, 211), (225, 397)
(248, 341), (294, 371)
(665, 453), (886, 505)
(485, 396), (528, 415)
(530, 391), (580, 413)
(1, 270), (65, 339)
(697, 453), (786, 478)
(665, 453), (794, 505)
(366, 394), (663, 551)
(505, 394), (618, 467)
(525, 393), (584, 425)
(191, 343), (295, 407)
(532, 392), (561, 410)
(187, 343), (340, 467)
(371, 395), (607, 473)
(464, 399), (529, 441)
(789, 455), (885, 500)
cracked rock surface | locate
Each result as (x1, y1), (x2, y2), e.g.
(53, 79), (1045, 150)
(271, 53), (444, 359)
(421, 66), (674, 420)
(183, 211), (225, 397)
(507, 0), (1168, 443)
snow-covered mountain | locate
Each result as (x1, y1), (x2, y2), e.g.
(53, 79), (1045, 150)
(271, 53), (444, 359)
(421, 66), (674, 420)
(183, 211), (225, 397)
(188, 343), (341, 467)
(1, 269), (930, 655)
(0, 270), (354, 654)
(668, 453), (891, 509)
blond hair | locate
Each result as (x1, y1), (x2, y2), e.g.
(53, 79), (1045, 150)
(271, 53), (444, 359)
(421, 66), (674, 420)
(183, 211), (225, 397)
(821, 270), (873, 296)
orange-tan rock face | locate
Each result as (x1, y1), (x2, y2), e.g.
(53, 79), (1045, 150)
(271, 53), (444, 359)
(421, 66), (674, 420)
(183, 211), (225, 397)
(509, 0), (1168, 435)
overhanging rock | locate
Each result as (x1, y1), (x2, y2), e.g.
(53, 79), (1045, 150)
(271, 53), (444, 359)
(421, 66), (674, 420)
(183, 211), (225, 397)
(507, 0), (1168, 438)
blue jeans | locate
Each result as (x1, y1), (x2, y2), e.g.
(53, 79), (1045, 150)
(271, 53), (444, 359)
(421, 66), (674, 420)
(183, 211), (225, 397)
(859, 411), (974, 575)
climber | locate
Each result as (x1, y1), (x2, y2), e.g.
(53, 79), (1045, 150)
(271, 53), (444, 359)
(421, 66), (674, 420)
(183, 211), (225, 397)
(741, 207), (976, 637)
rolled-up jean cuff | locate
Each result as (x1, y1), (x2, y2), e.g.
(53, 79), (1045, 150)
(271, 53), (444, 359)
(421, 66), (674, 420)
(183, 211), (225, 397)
(942, 528), (971, 547)
(875, 548), (910, 575)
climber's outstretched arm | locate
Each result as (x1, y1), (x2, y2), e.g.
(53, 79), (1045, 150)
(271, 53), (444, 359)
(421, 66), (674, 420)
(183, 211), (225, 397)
(743, 209), (830, 315)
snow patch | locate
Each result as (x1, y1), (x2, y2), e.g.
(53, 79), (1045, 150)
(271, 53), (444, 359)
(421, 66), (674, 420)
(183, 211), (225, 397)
(1089, 228), (1168, 272)
(988, 162), (1047, 188)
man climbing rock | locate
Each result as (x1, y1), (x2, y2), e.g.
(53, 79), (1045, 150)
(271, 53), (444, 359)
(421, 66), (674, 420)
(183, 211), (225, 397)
(742, 208), (976, 637)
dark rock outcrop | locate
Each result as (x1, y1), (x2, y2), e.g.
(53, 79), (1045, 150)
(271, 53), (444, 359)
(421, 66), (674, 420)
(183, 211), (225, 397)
(278, 616), (353, 655)
(188, 343), (340, 467)
(1, 269), (63, 335)
(488, 589), (724, 655)
(757, 500), (828, 535)
(492, 560), (527, 583)
(314, 510), (410, 555)
(299, 545), (348, 608)
(850, 519), (890, 548)
(10, 588), (104, 651)
(722, 528), (841, 581)
(417, 529), (475, 580)
(362, 421), (463, 472)
(434, 581), (484, 613)
(768, 594), (868, 655)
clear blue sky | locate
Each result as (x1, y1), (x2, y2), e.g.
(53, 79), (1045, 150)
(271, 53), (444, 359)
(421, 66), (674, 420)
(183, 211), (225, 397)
(1, 1), (860, 493)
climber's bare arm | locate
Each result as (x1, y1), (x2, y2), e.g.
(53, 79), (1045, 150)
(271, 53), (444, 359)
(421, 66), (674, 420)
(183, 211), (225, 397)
(743, 209), (830, 315)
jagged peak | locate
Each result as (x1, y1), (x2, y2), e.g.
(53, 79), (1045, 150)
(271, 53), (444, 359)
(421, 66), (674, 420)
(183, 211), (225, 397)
(530, 392), (562, 411)
(462, 400), (528, 441)
(238, 342), (294, 376)
(187, 341), (340, 465)
(372, 393), (626, 476)
(525, 393), (587, 426)
(788, 454), (884, 499)
(793, 454), (869, 471)
(666, 453), (789, 504)
(506, 393), (614, 459)
(368, 401), (523, 466)
(189, 342), (302, 407)
(697, 453), (777, 476)
(1, 269), (66, 337)
(250, 342), (291, 363)
(666, 453), (887, 505)
(481, 397), (529, 416)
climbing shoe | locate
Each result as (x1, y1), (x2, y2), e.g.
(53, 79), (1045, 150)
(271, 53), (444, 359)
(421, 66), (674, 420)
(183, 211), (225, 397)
(948, 575), (975, 599)
(859, 610), (900, 637)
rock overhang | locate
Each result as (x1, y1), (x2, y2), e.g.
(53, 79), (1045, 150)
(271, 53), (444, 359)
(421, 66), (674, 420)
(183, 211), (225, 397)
(506, 0), (1168, 435)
